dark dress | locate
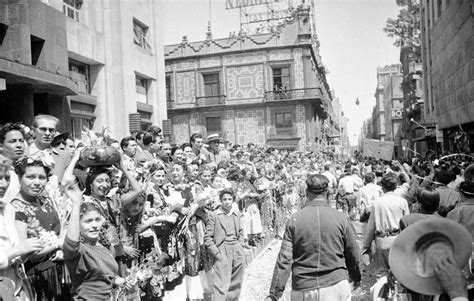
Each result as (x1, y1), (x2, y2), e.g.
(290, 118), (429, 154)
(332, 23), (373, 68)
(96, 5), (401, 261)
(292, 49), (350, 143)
(11, 195), (63, 300)
(63, 237), (119, 300)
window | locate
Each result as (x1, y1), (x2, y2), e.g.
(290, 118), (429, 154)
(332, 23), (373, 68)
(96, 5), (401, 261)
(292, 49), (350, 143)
(166, 76), (172, 102)
(133, 19), (151, 50)
(272, 67), (290, 91)
(69, 59), (90, 94)
(30, 35), (45, 66)
(136, 75), (148, 103)
(138, 110), (152, 131)
(206, 116), (221, 135)
(71, 116), (93, 139)
(63, 0), (81, 21)
(275, 112), (292, 129)
(0, 24), (8, 45)
(203, 73), (220, 97)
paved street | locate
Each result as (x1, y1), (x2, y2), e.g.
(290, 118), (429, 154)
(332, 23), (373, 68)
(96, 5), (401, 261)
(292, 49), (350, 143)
(240, 221), (375, 301)
(240, 239), (291, 300)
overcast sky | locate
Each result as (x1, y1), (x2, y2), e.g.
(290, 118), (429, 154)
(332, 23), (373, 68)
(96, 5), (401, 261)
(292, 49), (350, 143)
(161, 0), (401, 146)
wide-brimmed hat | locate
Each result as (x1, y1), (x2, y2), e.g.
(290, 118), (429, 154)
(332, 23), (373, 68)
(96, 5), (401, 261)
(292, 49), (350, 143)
(389, 217), (472, 295)
(206, 133), (221, 144)
(51, 132), (70, 147)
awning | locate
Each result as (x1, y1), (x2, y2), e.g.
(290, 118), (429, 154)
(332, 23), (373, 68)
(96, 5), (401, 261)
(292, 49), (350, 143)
(0, 57), (76, 95)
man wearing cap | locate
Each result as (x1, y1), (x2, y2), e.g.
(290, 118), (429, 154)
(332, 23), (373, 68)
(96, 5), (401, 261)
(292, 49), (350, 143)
(265, 174), (361, 301)
(362, 172), (410, 278)
(202, 133), (224, 165)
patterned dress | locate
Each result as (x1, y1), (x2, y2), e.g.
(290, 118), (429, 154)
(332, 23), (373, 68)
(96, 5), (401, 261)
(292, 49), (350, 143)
(11, 194), (62, 300)
(83, 195), (122, 251)
(254, 177), (274, 232)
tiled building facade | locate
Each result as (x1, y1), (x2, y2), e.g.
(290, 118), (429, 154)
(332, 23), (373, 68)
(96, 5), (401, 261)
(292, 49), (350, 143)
(165, 6), (335, 151)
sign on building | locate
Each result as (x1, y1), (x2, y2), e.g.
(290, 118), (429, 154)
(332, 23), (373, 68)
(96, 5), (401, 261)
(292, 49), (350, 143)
(436, 125), (444, 143)
(362, 139), (394, 161)
(391, 109), (403, 120)
(226, 0), (282, 9)
(245, 9), (289, 23)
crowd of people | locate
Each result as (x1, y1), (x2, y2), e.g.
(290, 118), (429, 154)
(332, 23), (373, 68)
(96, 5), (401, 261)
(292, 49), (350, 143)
(266, 152), (474, 300)
(0, 114), (314, 301)
(0, 113), (473, 301)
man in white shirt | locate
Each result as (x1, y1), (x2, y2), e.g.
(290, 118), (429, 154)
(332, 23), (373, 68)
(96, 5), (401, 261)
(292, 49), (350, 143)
(322, 164), (337, 207)
(362, 172), (409, 278)
(338, 167), (362, 220)
(120, 136), (138, 173)
(359, 173), (383, 232)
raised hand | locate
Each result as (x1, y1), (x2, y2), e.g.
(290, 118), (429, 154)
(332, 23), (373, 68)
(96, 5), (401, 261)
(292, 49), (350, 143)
(63, 180), (83, 204)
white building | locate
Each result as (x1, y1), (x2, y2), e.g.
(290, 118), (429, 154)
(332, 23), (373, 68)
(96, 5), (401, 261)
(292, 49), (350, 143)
(48, 0), (167, 138)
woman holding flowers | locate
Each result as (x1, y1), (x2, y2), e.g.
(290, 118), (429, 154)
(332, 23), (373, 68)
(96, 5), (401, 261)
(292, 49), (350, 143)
(170, 161), (207, 301)
(11, 158), (64, 300)
(82, 154), (142, 271)
(0, 162), (43, 301)
(144, 165), (182, 295)
(62, 179), (132, 300)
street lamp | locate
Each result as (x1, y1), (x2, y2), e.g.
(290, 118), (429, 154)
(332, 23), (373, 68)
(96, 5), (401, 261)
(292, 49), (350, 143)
(410, 118), (426, 130)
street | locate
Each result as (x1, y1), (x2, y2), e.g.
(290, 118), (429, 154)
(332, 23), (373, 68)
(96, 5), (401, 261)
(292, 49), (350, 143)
(240, 221), (375, 301)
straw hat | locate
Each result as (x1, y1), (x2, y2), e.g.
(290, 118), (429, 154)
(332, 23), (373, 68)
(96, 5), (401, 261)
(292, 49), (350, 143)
(388, 217), (472, 295)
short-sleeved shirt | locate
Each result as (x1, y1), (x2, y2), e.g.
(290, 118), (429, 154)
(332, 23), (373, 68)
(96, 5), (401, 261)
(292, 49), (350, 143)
(63, 237), (119, 300)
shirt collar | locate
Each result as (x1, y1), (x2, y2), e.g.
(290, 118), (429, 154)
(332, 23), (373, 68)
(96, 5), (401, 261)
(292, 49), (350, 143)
(215, 207), (238, 216)
(305, 199), (330, 207)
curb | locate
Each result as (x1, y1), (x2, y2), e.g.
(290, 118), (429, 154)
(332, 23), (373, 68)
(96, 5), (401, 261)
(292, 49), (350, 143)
(243, 236), (276, 266)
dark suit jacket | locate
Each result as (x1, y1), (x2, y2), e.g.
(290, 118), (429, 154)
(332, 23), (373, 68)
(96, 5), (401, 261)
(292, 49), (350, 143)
(204, 208), (244, 257)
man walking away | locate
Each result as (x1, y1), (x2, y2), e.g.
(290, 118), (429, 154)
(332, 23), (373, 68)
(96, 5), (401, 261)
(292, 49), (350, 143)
(265, 174), (361, 301)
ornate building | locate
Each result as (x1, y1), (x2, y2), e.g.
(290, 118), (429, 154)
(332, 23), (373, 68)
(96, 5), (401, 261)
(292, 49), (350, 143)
(164, 5), (334, 151)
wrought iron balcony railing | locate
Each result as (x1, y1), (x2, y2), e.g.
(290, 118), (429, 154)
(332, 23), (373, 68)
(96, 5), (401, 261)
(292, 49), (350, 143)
(167, 95), (226, 109)
(264, 87), (323, 102)
(196, 95), (226, 107)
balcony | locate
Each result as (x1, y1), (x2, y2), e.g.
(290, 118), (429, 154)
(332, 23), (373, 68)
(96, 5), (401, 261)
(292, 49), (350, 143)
(167, 95), (226, 110)
(264, 87), (323, 102)
(196, 95), (226, 107)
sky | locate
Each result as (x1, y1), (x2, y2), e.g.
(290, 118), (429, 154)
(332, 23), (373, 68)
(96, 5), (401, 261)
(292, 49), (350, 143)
(161, 0), (401, 146)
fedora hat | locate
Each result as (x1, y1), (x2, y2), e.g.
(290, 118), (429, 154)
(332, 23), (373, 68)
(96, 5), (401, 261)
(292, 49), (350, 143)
(389, 217), (472, 295)
(206, 133), (221, 143)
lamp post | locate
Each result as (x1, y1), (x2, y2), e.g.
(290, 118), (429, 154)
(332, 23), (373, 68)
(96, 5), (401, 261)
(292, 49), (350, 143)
(410, 118), (426, 130)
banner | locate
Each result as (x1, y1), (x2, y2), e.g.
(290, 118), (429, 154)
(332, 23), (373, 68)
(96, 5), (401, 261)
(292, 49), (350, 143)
(362, 139), (394, 161)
